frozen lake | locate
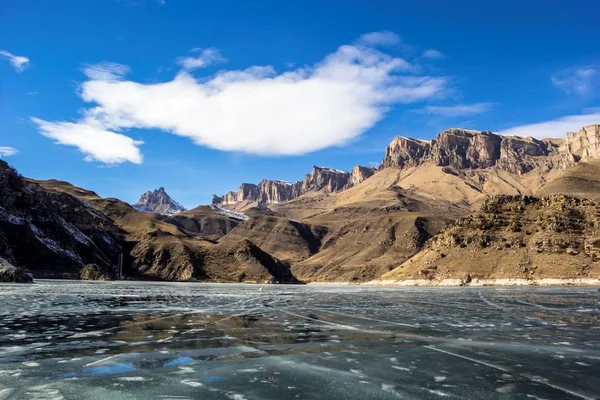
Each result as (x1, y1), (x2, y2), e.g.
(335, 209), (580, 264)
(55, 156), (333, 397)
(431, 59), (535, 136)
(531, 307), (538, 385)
(0, 281), (598, 399)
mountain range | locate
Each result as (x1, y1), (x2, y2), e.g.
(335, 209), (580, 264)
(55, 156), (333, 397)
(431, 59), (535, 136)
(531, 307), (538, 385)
(1, 124), (600, 284)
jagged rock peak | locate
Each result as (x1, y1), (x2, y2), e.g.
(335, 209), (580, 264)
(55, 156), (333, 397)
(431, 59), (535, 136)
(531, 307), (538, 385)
(214, 165), (354, 206)
(133, 187), (186, 215)
(350, 165), (377, 186)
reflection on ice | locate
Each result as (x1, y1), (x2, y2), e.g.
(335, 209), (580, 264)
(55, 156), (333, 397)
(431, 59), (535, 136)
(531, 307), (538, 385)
(0, 281), (598, 399)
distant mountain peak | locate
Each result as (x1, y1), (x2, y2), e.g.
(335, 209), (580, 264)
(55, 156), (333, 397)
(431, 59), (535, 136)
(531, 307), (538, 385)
(133, 187), (186, 215)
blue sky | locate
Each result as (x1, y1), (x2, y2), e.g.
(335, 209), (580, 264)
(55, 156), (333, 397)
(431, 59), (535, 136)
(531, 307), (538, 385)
(1, 0), (600, 208)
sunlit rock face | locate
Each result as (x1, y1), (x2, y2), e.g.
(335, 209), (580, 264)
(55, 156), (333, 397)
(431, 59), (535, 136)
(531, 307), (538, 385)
(213, 165), (357, 206)
(382, 128), (557, 174)
(382, 136), (430, 169)
(350, 165), (377, 186)
(558, 124), (600, 167)
(133, 187), (186, 215)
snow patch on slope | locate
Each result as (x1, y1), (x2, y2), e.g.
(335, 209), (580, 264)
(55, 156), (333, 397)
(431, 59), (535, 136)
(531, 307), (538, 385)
(28, 222), (84, 263)
(317, 166), (347, 174)
(210, 205), (250, 221)
(59, 217), (91, 245)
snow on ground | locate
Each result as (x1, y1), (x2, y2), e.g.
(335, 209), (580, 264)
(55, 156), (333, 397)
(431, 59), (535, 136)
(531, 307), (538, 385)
(28, 222), (84, 262)
(317, 166), (348, 174)
(0, 212), (25, 225)
(59, 217), (91, 245)
(210, 205), (250, 221)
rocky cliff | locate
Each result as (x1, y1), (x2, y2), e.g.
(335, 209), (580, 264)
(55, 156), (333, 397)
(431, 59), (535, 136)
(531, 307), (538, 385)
(382, 125), (600, 175)
(213, 165), (366, 206)
(559, 124), (600, 166)
(350, 165), (377, 186)
(134, 187), (186, 214)
(382, 128), (557, 173)
(382, 136), (431, 169)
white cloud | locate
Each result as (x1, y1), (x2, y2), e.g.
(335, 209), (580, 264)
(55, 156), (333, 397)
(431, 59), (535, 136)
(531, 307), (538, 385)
(357, 31), (401, 47)
(552, 66), (599, 96)
(414, 102), (494, 116)
(32, 118), (143, 164)
(177, 48), (227, 70)
(34, 33), (449, 162)
(499, 111), (600, 139)
(83, 62), (130, 81)
(422, 49), (445, 59)
(0, 147), (18, 157)
(0, 50), (30, 72)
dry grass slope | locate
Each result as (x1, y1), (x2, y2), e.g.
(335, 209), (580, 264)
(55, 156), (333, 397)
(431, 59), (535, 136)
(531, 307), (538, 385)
(380, 195), (600, 283)
(537, 162), (600, 201)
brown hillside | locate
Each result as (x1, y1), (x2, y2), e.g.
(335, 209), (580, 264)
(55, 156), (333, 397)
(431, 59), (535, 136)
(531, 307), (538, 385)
(379, 195), (600, 283)
(537, 162), (600, 201)
(31, 179), (297, 283)
(220, 215), (327, 263)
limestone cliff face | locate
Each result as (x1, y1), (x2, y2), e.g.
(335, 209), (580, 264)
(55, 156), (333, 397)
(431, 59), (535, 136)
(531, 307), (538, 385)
(218, 183), (260, 205)
(383, 128), (557, 174)
(213, 166), (356, 206)
(215, 124), (600, 209)
(497, 136), (555, 173)
(297, 166), (351, 194)
(559, 124), (600, 167)
(258, 180), (294, 204)
(350, 165), (377, 186)
(382, 136), (430, 169)
(432, 129), (502, 169)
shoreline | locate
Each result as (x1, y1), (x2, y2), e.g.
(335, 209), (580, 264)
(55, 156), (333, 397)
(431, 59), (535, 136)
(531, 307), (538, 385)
(13, 277), (600, 287)
(308, 278), (600, 287)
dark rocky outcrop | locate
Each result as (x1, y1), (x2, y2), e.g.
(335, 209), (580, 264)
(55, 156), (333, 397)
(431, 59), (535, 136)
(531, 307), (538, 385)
(0, 258), (33, 283)
(0, 160), (123, 279)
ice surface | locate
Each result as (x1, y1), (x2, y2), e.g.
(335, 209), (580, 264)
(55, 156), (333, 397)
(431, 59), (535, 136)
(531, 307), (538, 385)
(0, 282), (598, 399)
